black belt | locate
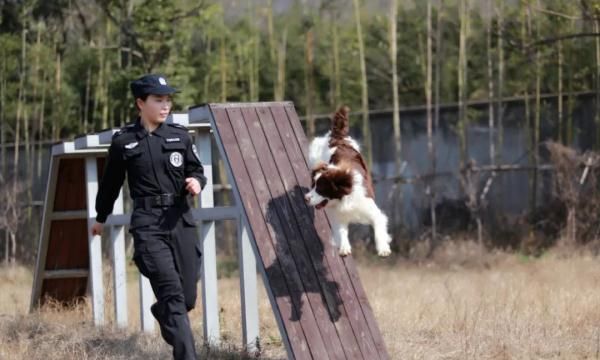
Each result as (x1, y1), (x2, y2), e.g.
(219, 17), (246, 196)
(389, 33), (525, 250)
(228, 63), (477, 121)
(133, 194), (184, 209)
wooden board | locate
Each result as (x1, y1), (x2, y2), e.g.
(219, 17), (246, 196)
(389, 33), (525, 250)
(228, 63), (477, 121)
(208, 102), (389, 360)
(37, 157), (106, 306)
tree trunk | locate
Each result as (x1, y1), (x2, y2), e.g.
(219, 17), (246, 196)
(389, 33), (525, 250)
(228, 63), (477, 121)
(304, 27), (315, 138)
(476, 215), (483, 247)
(496, 0), (504, 163)
(267, 0), (277, 100)
(533, 0), (541, 210)
(426, 0), (436, 242)
(332, 18), (341, 106)
(93, 47), (102, 130)
(434, 3), (444, 131)
(84, 65), (91, 132)
(10, 232), (16, 266)
(14, 20), (27, 177)
(101, 22), (110, 129)
(254, 22), (260, 101)
(275, 27), (287, 101)
(567, 206), (576, 244)
(595, 19), (600, 148)
(487, 0), (495, 166)
(426, 1), (433, 167)
(390, 0), (401, 174)
(458, 0), (469, 166)
(220, 35), (227, 102)
(1, 51), (5, 179)
(522, 0), (534, 212)
(53, 41), (62, 140)
(558, 39), (563, 144)
(353, 0), (372, 167)
(37, 68), (46, 178)
(203, 34), (212, 102)
(4, 231), (8, 265)
(567, 43), (574, 144)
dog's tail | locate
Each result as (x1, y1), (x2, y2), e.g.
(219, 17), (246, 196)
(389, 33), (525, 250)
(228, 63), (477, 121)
(330, 106), (350, 139)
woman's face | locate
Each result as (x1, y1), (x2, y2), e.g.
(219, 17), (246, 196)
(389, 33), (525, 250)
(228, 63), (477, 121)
(137, 94), (173, 124)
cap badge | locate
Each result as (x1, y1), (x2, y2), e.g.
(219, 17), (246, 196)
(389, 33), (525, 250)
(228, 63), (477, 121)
(158, 77), (167, 85)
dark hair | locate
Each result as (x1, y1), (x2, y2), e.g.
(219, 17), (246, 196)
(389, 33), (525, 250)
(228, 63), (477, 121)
(134, 94), (150, 111)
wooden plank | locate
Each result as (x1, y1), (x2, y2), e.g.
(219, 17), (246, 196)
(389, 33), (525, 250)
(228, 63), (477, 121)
(254, 105), (368, 359)
(53, 158), (86, 211)
(45, 219), (88, 270)
(283, 104), (389, 359)
(239, 106), (348, 360)
(208, 108), (293, 358)
(211, 106), (308, 359)
(272, 105), (379, 358)
(224, 107), (330, 359)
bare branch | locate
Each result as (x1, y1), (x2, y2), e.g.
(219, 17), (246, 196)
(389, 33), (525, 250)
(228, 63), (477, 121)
(528, 32), (600, 48)
(534, 6), (581, 20)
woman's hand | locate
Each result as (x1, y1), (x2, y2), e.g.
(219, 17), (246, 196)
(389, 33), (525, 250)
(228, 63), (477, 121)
(91, 222), (103, 236)
(185, 177), (201, 196)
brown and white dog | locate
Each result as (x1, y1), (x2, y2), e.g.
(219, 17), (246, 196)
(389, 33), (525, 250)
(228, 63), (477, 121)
(304, 106), (392, 257)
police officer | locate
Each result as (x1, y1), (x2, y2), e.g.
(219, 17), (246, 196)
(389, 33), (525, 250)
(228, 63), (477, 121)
(91, 74), (206, 360)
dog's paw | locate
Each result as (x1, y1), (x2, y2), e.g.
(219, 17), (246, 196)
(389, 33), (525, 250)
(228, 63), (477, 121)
(378, 232), (392, 245)
(339, 243), (352, 257)
(376, 244), (392, 257)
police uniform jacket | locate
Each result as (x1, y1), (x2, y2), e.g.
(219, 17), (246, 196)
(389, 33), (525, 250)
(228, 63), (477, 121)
(95, 118), (207, 229)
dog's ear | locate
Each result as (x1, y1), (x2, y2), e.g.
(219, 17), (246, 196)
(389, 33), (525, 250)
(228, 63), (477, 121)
(310, 162), (328, 182)
(327, 166), (353, 197)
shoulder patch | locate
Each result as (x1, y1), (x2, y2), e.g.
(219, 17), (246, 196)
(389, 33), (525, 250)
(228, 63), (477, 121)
(112, 123), (135, 138)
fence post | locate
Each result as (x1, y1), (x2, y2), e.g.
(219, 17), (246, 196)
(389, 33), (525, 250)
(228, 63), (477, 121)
(84, 156), (104, 326)
(197, 129), (220, 345)
(238, 217), (259, 353)
(111, 189), (127, 328)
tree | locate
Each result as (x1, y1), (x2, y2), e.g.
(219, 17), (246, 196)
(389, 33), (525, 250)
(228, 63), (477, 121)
(352, 0), (372, 166)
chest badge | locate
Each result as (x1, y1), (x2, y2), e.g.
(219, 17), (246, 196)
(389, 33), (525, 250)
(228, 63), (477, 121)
(124, 141), (139, 149)
(170, 152), (183, 167)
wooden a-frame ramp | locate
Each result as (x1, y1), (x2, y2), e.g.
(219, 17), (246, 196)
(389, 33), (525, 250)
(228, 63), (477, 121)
(30, 101), (389, 360)
(203, 102), (389, 360)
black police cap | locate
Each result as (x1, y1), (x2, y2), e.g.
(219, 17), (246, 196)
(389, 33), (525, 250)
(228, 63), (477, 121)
(130, 74), (178, 98)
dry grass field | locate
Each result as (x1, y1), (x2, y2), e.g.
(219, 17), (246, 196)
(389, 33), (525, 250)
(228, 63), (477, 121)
(2, 242), (600, 359)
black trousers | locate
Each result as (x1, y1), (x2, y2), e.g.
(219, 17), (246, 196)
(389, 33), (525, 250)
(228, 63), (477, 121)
(131, 207), (202, 360)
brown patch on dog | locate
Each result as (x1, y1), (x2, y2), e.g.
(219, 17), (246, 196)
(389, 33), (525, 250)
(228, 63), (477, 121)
(310, 162), (329, 187)
(314, 164), (354, 200)
(309, 105), (375, 200)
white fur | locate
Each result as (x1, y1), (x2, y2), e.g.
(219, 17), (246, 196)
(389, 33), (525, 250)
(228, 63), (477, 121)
(307, 135), (391, 257)
(305, 173), (327, 206)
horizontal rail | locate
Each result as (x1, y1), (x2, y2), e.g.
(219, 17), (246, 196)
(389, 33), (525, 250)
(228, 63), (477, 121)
(44, 268), (89, 279)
